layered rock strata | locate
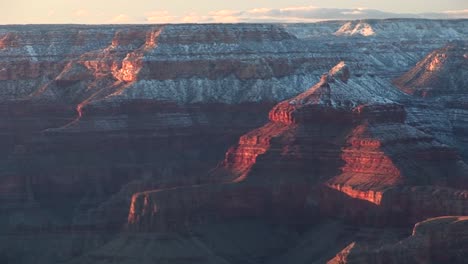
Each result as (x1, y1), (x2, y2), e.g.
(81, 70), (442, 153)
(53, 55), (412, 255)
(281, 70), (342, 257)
(127, 62), (468, 231)
(395, 41), (468, 160)
(394, 41), (468, 97)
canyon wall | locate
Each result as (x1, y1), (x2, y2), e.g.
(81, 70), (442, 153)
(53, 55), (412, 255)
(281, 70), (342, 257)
(0, 20), (467, 263)
(127, 63), (468, 232)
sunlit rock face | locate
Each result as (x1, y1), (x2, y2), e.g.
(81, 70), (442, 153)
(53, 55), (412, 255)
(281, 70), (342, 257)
(335, 22), (376, 37)
(394, 41), (468, 97)
(126, 64), (362, 231)
(324, 122), (466, 205)
(127, 63), (468, 232)
(34, 27), (164, 108)
(0, 20), (466, 106)
(321, 78), (468, 225)
(394, 42), (468, 160)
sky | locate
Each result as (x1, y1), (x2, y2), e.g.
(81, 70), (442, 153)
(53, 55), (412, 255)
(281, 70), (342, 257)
(1, 0), (467, 24)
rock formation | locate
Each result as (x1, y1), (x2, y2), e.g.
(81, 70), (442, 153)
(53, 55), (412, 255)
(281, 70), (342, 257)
(395, 41), (468, 159)
(394, 41), (468, 97)
(329, 216), (468, 264)
(127, 62), (468, 232)
(0, 20), (467, 263)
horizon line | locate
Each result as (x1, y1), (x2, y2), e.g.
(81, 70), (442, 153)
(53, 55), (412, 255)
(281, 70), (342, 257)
(2, 17), (468, 26)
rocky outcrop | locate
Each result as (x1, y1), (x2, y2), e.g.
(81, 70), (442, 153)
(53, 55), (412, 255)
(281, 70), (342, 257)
(322, 186), (468, 227)
(3, 101), (273, 231)
(394, 41), (468, 97)
(332, 19), (468, 39)
(394, 42), (468, 160)
(329, 216), (468, 264)
(320, 78), (468, 224)
(127, 62), (468, 231)
(335, 22), (376, 37)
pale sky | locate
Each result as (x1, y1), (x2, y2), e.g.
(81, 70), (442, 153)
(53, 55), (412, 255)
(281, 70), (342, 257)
(2, 0), (467, 24)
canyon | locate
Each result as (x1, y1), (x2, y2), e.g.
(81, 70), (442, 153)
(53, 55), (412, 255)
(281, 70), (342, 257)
(0, 19), (467, 263)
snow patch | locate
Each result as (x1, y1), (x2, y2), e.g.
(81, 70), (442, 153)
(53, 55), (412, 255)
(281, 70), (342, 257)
(25, 45), (38, 62)
(335, 22), (375, 37)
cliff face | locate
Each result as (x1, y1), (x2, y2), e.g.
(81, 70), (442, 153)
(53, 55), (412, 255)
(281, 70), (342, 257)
(394, 41), (468, 97)
(0, 20), (467, 264)
(127, 62), (468, 232)
(395, 42), (468, 160)
(0, 20), (466, 105)
(329, 216), (468, 264)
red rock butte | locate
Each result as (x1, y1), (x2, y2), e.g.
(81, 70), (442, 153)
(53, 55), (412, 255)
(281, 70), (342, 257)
(127, 62), (468, 232)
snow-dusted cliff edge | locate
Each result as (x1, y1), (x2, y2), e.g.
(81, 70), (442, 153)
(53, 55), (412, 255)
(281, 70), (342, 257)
(0, 19), (466, 106)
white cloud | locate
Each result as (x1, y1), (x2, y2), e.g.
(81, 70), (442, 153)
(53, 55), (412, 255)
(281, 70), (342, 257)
(139, 6), (468, 24)
(248, 8), (272, 14)
(209, 10), (242, 17)
(418, 9), (468, 19)
(240, 6), (408, 21)
(342, 10), (364, 15)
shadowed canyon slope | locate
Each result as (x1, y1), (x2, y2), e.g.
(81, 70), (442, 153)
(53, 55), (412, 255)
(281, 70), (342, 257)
(127, 62), (468, 232)
(0, 19), (467, 264)
(329, 216), (468, 264)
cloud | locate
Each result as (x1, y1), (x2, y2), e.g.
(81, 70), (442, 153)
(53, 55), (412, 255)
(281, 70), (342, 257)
(438, 9), (468, 18)
(416, 9), (468, 19)
(239, 6), (409, 22)
(123, 6), (468, 24)
(47, 10), (55, 17)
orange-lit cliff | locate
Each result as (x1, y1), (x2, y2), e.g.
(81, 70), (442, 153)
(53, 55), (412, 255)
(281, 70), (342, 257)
(127, 62), (468, 232)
